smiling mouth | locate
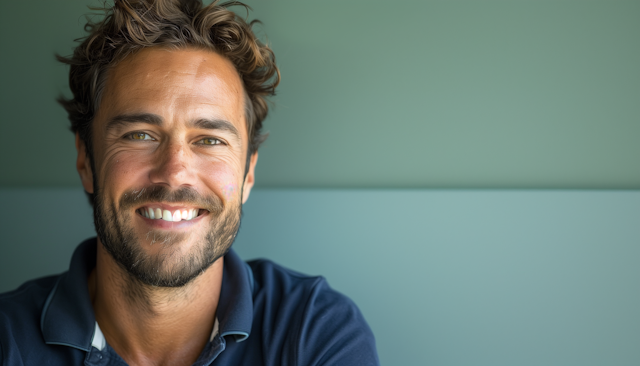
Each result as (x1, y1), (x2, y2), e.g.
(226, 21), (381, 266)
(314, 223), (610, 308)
(137, 206), (205, 222)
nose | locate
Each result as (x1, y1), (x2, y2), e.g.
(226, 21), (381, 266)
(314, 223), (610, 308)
(148, 141), (195, 188)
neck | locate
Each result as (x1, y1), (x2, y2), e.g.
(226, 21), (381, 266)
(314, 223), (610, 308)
(89, 239), (223, 366)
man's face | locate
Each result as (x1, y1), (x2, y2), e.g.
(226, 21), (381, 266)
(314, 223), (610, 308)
(76, 47), (256, 287)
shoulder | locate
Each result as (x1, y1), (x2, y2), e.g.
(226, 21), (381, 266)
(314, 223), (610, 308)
(247, 259), (380, 365)
(248, 259), (357, 321)
(248, 258), (326, 298)
(0, 274), (60, 323)
(0, 275), (61, 365)
(248, 259), (351, 321)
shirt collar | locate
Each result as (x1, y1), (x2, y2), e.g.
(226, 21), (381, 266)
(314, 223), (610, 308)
(40, 237), (254, 351)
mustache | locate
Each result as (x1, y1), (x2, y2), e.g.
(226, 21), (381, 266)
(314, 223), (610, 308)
(118, 185), (223, 213)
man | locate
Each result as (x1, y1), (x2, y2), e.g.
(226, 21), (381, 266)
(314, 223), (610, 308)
(0, 1), (379, 365)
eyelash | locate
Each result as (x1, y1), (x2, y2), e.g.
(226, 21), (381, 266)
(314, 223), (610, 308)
(125, 132), (155, 141)
(124, 132), (226, 146)
(196, 138), (224, 146)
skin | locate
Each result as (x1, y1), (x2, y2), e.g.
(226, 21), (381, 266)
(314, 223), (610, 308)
(75, 47), (258, 366)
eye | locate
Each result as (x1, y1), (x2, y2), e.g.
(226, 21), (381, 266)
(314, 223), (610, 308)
(126, 132), (154, 141)
(198, 138), (223, 145)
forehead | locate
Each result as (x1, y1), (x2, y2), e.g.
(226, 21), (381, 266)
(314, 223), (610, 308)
(98, 47), (246, 136)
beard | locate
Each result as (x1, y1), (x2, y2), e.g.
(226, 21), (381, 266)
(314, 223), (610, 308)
(93, 185), (241, 288)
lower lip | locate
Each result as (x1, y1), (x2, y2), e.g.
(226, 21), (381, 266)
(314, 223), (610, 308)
(137, 211), (207, 229)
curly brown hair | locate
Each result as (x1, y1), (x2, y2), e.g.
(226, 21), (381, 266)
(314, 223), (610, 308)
(58, 0), (279, 168)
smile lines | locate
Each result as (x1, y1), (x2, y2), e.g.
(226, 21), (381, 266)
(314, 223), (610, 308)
(138, 207), (200, 222)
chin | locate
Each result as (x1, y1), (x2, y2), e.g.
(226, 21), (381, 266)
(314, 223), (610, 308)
(93, 185), (242, 287)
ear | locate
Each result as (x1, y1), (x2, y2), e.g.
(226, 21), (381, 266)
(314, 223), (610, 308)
(241, 152), (258, 204)
(75, 133), (94, 194)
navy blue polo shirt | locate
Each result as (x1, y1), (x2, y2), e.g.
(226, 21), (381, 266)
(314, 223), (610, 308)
(0, 238), (379, 365)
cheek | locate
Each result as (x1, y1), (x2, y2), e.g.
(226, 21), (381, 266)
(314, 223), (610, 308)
(100, 152), (151, 193)
(217, 172), (241, 201)
(197, 161), (242, 201)
(222, 181), (238, 200)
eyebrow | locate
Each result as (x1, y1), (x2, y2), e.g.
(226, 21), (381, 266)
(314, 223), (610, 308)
(105, 113), (241, 140)
(105, 113), (163, 132)
(190, 118), (241, 140)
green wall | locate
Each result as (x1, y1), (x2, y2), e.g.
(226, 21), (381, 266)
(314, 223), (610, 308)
(1, 0), (639, 189)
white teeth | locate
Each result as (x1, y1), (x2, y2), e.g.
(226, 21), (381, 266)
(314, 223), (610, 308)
(141, 207), (199, 222)
(162, 210), (172, 221)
